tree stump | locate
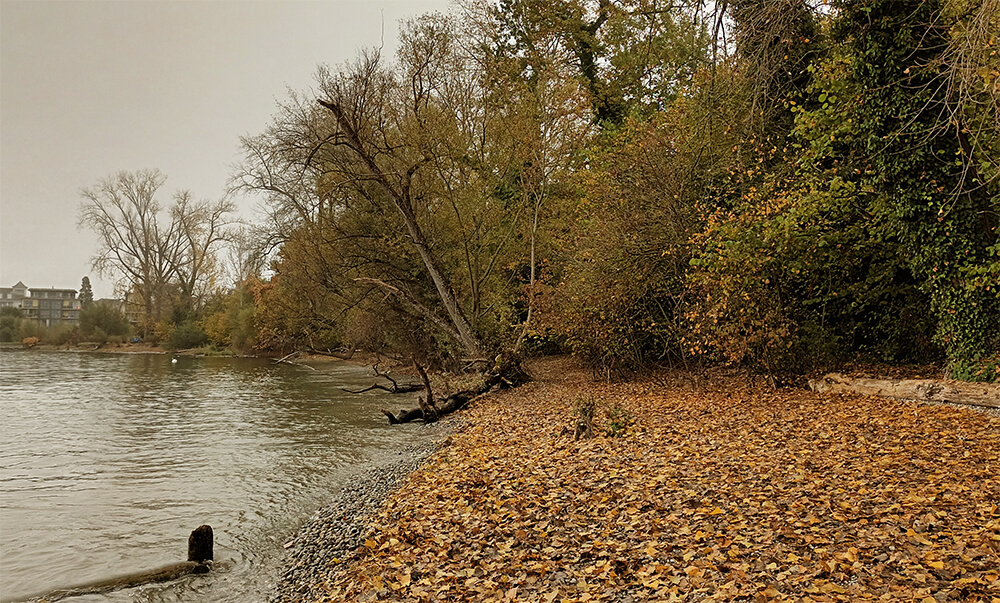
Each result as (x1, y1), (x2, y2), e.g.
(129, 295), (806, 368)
(188, 524), (213, 562)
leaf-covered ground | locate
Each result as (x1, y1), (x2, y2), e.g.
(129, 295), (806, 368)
(316, 358), (1000, 602)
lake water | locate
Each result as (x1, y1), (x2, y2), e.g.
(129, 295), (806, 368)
(0, 351), (432, 602)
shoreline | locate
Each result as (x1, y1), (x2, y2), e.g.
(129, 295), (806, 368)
(267, 430), (456, 603)
(0, 343), (391, 366)
(286, 357), (1000, 602)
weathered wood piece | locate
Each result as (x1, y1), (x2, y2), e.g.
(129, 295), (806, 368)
(272, 351), (316, 371)
(343, 382), (423, 394)
(6, 526), (213, 603)
(808, 373), (1000, 408)
(381, 353), (531, 424)
(382, 389), (476, 425)
(307, 345), (359, 360)
(188, 524), (213, 562)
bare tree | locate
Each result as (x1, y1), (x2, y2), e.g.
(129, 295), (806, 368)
(223, 224), (269, 288)
(167, 191), (237, 307)
(79, 170), (176, 336)
(79, 170), (237, 335)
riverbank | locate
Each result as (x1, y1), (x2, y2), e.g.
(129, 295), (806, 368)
(268, 438), (451, 603)
(287, 356), (999, 602)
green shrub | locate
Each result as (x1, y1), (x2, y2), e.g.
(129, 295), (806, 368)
(167, 322), (208, 350)
(948, 354), (1000, 383)
(79, 303), (130, 340)
(0, 307), (21, 342)
(604, 404), (633, 438)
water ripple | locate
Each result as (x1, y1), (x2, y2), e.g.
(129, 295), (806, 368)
(0, 351), (430, 603)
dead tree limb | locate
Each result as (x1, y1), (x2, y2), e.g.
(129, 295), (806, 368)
(273, 351), (317, 371)
(307, 345), (359, 360)
(274, 351), (299, 364)
(413, 358), (438, 422)
(381, 352), (532, 424)
(342, 362), (423, 394)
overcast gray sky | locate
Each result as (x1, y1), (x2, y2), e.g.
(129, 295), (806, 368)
(1, 0), (452, 299)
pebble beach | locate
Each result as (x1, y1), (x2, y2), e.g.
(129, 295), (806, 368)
(268, 434), (451, 603)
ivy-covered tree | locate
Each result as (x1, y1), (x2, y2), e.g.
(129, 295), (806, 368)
(824, 0), (999, 376)
(686, 0), (999, 380)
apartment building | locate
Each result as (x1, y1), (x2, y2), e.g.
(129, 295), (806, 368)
(18, 287), (82, 326)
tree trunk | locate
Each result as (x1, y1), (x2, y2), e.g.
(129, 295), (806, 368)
(808, 373), (1000, 408)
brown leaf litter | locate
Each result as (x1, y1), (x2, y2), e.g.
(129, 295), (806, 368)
(314, 357), (1000, 602)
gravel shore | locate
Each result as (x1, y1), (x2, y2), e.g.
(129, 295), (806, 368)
(267, 429), (452, 603)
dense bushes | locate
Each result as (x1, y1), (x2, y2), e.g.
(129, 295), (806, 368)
(537, 0), (998, 380)
(78, 303), (131, 343)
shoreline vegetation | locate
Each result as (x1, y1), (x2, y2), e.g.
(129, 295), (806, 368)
(272, 357), (1000, 603)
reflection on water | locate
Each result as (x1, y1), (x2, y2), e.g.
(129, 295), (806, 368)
(0, 351), (430, 602)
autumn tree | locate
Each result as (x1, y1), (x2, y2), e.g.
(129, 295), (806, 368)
(488, 0), (709, 126)
(499, 0), (716, 369)
(238, 14), (561, 365)
(79, 169), (236, 337)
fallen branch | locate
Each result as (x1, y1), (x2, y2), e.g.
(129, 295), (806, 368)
(381, 352), (531, 424)
(343, 382), (423, 395)
(274, 351), (299, 364)
(382, 389), (477, 425)
(307, 345), (359, 360)
(808, 373), (1000, 408)
(342, 362), (423, 394)
(272, 351), (316, 371)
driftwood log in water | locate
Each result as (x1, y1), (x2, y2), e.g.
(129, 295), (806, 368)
(5, 526), (213, 603)
(307, 345), (359, 360)
(273, 351), (316, 371)
(381, 354), (531, 424)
